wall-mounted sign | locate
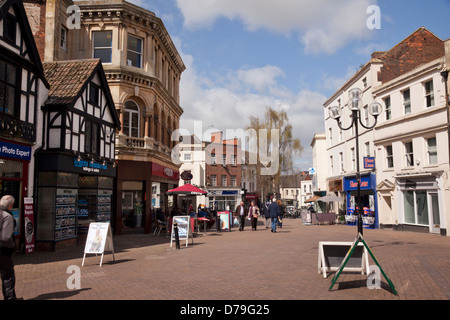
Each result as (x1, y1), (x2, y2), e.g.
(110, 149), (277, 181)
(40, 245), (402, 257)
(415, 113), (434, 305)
(363, 157), (375, 169)
(0, 140), (32, 161)
(74, 158), (107, 173)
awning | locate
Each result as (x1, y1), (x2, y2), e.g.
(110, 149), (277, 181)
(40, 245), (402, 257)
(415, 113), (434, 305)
(167, 183), (207, 196)
(304, 195), (320, 203)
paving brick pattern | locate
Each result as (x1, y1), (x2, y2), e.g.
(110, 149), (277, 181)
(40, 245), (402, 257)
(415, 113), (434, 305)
(11, 219), (450, 301)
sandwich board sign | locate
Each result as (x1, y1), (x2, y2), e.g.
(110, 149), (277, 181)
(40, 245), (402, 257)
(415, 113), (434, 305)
(318, 241), (369, 278)
(82, 222), (115, 267)
(170, 216), (193, 247)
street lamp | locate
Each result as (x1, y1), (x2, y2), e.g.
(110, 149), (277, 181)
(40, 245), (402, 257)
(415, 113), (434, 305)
(329, 88), (382, 236)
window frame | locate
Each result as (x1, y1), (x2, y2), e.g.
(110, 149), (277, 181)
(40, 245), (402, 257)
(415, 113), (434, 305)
(427, 137), (437, 165)
(403, 89), (411, 115)
(404, 141), (414, 167)
(127, 34), (143, 68)
(123, 101), (140, 138)
(0, 60), (19, 117)
(93, 31), (113, 64)
(424, 80), (435, 108)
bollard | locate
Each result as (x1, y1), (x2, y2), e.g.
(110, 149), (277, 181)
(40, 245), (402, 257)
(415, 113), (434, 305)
(174, 221), (180, 249)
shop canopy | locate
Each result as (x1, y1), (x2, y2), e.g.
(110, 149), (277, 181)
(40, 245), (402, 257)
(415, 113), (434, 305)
(317, 195), (342, 202)
(305, 195), (320, 203)
(167, 184), (207, 196)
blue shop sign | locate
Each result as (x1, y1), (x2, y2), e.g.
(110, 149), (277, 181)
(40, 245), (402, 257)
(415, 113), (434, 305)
(74, 158), (108, 173)
(344, 174), (376, 191)
(0, 141), (32, 161)
(363, 157), (375, 169)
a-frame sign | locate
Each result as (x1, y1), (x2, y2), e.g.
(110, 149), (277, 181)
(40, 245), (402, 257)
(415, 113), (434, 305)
(329, 233), (398, 296)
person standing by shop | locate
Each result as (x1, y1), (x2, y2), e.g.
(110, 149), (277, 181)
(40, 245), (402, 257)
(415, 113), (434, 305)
(235, 201), (247, 231)
(248, 201), (260, 231)
(268, 198), (281, 233)
(0, 195), (21, 300)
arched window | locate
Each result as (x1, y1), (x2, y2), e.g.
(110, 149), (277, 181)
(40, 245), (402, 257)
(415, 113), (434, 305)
(123, 101), (140, 137)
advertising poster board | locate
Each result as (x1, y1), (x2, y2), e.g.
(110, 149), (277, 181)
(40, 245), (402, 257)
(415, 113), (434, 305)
(82, 222), (115, 267)
(24, 198), (35, 254)
(217, 211), (232, 231)
(171, 216), (193, 247)
(318, 241), (369, 278)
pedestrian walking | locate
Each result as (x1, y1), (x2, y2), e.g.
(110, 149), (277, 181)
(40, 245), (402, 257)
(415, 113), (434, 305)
(0, 195), (21, 300)
(248, 201), (260, 231)
(262, 201), (270, 228)
(235, 201), (247, 231)
(268, 198), (281, 233)
(277, 200), (284, 229)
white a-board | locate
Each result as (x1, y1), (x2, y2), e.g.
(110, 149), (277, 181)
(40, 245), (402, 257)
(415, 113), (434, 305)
(318, 241), (369, 278)
(82, 222), (115, 267)
(170, 216), (194, 247)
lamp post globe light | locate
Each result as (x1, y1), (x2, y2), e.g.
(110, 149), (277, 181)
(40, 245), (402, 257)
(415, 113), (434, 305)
(329, 88), (382, 236)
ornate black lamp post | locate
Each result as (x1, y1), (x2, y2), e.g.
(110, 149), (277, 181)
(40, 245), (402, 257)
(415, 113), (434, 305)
(328, 88), (382, 236)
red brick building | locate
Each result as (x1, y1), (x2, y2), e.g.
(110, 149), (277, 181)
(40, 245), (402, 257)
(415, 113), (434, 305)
(205, 132), (242, 211)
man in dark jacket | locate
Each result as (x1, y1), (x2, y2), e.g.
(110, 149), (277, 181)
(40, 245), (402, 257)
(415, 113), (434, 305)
(0, 195), (21, 300)
(268, 199), (281, 233)
(235, 201), (247, 231)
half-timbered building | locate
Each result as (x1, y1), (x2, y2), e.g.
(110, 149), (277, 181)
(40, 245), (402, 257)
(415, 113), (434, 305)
(0, 0), (49, 252)
(36, 59), (120, 250)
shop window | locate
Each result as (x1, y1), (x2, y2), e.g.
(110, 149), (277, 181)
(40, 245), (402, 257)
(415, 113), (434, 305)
(0, 61), (19, 117)
(403, 190), (429, 225)
(93, 31), (112, 63)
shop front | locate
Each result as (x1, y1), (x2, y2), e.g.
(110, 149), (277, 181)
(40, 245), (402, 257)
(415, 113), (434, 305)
(0, 139), (32, 250)
(343, 173), (378, 229)
(395, 173), (445, 235)
(207, 188), (241, 212)
(36, 153), (116, 251)
(115, 160), (179, 235)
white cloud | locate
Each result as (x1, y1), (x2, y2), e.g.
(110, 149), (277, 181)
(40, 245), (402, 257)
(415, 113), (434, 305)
(178, 45), (326, 169)
(175, 0), (376, 54)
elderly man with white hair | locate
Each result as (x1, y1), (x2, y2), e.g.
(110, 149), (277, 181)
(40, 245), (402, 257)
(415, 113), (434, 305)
(0, 195), (22, 300)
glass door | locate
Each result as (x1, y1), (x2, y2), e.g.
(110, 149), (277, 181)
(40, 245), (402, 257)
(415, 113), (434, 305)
(429, 193), (440, 234)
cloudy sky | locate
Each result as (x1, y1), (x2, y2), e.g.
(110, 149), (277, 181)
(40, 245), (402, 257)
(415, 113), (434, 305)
(130, 0), (449, 170)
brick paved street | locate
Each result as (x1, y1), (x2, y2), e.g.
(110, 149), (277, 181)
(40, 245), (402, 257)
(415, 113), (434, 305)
(11, 219), (450, 304)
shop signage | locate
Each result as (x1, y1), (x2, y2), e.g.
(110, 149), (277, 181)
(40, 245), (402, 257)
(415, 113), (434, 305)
(24, 198), (35, 254)
(170, 216), (193, 247)
(344, 175), (373, 191)
(180, 171), (193, 181)
(0, 141), (31, 161)
(73, 158), (107, 173)
(152, 163), (179, 180)
(363, 157), (375, 169)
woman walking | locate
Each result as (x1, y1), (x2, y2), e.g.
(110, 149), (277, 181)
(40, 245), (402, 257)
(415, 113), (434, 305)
(248, 201), (260, 231)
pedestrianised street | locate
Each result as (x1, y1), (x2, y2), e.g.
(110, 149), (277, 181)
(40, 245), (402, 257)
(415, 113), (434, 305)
(13, 220), (450, 302)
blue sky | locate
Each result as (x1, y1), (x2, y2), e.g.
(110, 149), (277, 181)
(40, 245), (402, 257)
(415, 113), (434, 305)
(130, 0), (449, 170)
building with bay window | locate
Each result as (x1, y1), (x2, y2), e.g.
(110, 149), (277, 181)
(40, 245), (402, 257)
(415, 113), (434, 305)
(25, 0), (186, 235)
